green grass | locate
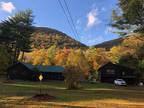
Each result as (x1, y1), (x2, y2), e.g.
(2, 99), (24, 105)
(0, 80), (144, 108)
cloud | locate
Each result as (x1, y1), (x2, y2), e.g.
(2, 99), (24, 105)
(86, 8), (101, 28)
(0, 2), (15, 13)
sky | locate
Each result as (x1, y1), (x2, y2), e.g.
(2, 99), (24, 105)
(0, 0), (119, 46)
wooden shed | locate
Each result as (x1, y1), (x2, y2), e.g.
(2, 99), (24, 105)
(7, 62), (65, 81)
(98, 62), (137, 84)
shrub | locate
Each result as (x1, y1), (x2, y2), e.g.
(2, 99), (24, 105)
(63, 66), (83, 90)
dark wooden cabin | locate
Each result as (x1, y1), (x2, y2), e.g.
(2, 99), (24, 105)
(98, 62), (137, 84)
(7, 62), (65, 81)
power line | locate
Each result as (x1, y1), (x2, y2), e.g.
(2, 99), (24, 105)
(63, 0), (80, 41)
(57, 0), (77, 40)
(57, 0), (79, 41)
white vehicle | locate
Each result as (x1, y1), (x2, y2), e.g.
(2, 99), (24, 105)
(114, 79), (126, 86)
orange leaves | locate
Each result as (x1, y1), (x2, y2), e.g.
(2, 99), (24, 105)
(55, 49), (68, 66)
(22, 34), (144, 76)
(55, 47), (72, 66)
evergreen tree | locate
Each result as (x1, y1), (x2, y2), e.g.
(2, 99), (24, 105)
(111, 0), (144, 35)
(0, 9), (34, 63)
(0, 46), (10, 77)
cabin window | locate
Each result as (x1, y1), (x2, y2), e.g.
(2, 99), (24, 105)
(106, 69), (115, 74)
(122, 72), (125, 76)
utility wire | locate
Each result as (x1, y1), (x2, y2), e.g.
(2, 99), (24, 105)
(57, 0), (79, 41)
(63, 0), (80, 41)
(57, 0), (77, 40)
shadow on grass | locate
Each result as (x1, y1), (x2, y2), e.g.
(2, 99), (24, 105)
(0, 81), (144, 105)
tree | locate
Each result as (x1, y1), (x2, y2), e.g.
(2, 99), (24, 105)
(63, 49), (90, 89)
(122, 35), (144, 50)
(31, 49), (46, 65)
(66, 49), (90, 76)
(137, 44), (144, 60)
(0, 46), (10, 76)
(63, 66), (83, 89)
(85, 48), (108, 71)
(107, 46), (127, 63)
(111, 0), (144, 35)
(55, 47), (70, 66)
(0, 9), (34, 62)
(85, 48), (109, 81)
(119, 54), (138, 69)
(28, 45), (57, 66)
(118, 35), (144, 81)
(45, 45), (57, 65)
(138, 59), (144, 80)
(122, 35), (144, 58)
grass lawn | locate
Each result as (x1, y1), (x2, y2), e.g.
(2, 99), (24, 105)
(0, 79), (144, 108)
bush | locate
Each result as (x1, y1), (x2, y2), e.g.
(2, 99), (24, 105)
(63, 66), (83, 90)
(88, 71), (98, 83)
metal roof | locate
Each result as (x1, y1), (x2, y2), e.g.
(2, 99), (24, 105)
(22, 63), (64, 72)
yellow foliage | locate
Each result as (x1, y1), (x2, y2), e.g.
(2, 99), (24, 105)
(85, 48), (109, 71)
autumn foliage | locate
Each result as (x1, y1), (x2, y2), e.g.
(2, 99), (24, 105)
(20, 34), (144, 81)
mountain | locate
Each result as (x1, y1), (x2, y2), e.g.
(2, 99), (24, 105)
(31, 27), (87, 49)
(94, 37), (124, 50)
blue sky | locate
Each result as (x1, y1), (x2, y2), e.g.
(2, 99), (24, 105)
(0, 0), (119, 46)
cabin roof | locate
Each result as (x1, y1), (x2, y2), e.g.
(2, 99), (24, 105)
(22, 63), (64, 72)
(9, 62), (65, 73)
(98, 62), (134, 71)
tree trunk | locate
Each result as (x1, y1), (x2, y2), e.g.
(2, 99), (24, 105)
(21, 51), (25, 62)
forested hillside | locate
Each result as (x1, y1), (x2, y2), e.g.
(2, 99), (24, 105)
(21, 34), (144, 82)
(94, 37), (124, 50)
(31, 27), (87, 49)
